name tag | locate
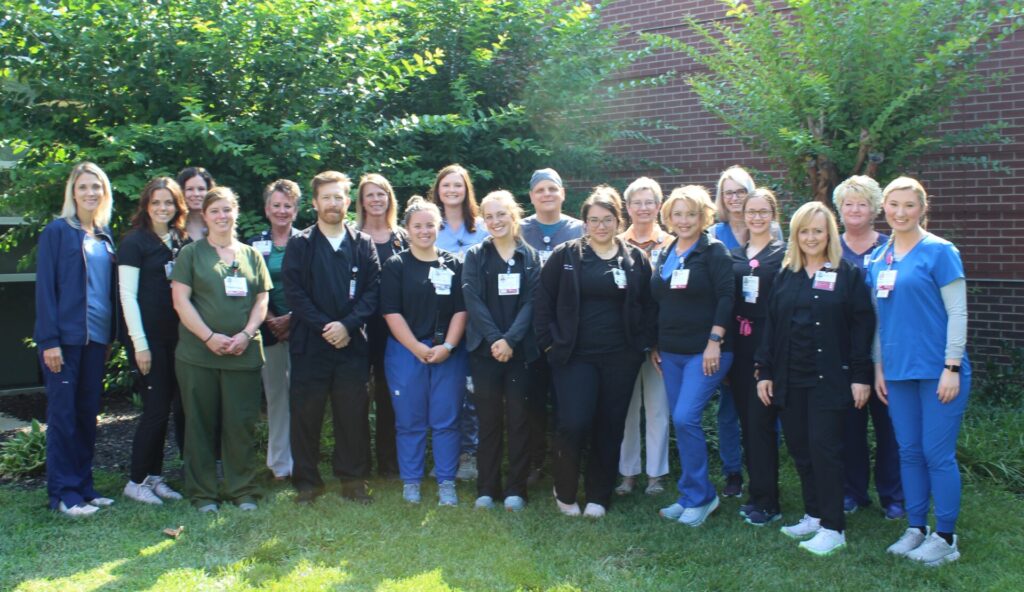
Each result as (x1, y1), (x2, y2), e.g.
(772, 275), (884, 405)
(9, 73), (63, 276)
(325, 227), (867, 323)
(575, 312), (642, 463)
(349, 266), (358, 299)
(876, 269), (897, 298)
(650, 249), (662, 264)
(813, 271), (837, 292)
(863, 254), (871, 268)
(498, 273), (520, 295)
(253, 240), (272, 257)
(742, 275), (759, 303)
(429, 266), (453, 295)
(164, 261), (175, 280)
(670, 268), (690, 290)
(539, 250), (552, 266)
(224, 276), (248, 297)
(612, 268), (627, 289)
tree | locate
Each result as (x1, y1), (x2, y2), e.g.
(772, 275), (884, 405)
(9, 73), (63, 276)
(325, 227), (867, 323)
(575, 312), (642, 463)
(647, 0), (1024, 202)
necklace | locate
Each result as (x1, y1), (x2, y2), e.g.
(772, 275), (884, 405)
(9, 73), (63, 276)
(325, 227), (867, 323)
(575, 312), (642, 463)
(209, 238), (233, 249)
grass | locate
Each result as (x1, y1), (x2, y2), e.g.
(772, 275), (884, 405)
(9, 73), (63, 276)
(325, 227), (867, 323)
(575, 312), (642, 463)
(2, 460), (1023, 592)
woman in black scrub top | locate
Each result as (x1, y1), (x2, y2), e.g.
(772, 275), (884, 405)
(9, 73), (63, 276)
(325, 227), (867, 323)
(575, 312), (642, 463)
(728, 188), (786, 526)
(534, 185), (655, 519)
(357, 174), (408, 478)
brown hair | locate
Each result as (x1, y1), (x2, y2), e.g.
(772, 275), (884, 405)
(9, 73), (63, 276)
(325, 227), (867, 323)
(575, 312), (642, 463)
(263, 179), (301, 206)
(580, 185), (625, 233)
(131, 177), (187, 235)
(310, 170), (352, 200)
(427, 164), (479, 233)
(356, 173), (399, 230)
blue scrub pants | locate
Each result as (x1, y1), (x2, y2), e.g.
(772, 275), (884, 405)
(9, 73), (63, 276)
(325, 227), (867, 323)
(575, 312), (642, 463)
(385, 337), (467, 484)
(842, 391), (903, 507)
(717, 383), (742, 476)
(886, 371), (970, 533)
(41, 342), (107, 509)
(662, 351), (733, 507)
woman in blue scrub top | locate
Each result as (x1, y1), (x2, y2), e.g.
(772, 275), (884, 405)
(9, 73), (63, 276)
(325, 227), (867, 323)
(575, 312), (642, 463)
(868, 177), (970, 567)
(34, 162), (119, 517)
(381, 197), (469, 506)
(834, 176), (905, 520)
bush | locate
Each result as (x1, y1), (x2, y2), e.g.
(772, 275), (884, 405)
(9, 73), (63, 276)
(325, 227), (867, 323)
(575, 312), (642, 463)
(0, 419), (47, 478)
(959, 404), (1024, 494)
(976, 346), (1024, 408)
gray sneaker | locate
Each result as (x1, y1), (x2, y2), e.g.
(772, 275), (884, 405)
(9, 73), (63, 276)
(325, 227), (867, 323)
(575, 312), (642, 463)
(474, 495), (495, 509)
(887, 527), (929, 556)
(438, 480), (458, 506)
(456, 454), (478, 481)
(906, 532), (960, 566)
(504, 495), (526, 512)
(678, 496), (719, 527)
(124, 479), (162, 505)
(402, 483), (421, 504)
(148, 475), (183, 501)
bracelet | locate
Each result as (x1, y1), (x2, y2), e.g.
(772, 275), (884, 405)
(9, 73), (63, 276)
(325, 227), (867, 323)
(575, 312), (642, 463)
(243, 330), (254, 341)
(203, 331), (215, 343)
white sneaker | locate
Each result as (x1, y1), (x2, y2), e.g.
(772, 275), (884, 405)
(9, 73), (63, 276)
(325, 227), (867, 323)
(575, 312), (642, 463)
(659, 503), (685, 520)
(583, 503), (606, 518)
(148, 476), (183, 501)
(780, 514), (821, 539)
(678, 496), (719, 527)
(58, 501), (99, 517)
(906, 532), (960, 566)
(554, 488), (580, 516)
(474, 495), (495, 509)
(799, 528), (847, 556)
(887, 527), (929, 556)
(124, 480), (162, 505)
(87, 496), (115, 507)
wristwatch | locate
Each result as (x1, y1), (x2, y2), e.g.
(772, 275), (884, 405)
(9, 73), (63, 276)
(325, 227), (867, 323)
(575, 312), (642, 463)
(944, 364), (960, 373)
(708, 333), (723, 344)
(443, 342), (456, 353)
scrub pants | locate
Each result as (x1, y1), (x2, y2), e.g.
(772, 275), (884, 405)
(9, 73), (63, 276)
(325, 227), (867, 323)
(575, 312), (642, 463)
(886, 370), (970, 533)
(370, 358), (398, 476)
(661, 350), (733, 508)
(527, 356), (554, 472)
(618, 358), (670, 479)
(780, 384), (846, 533)
(552, 352), (643, 509)
(128, 341), (184, 483)
(289, 346), (371, 493)
(842, 390), (903, 507)
(385, 337), (467, 484)
(177, 359), (263, 507)
(470, 352), (532, 500)
(717, 383), (742, 477)
(262, 341), (293, 478)
(730, 330), (779, 511)
(42, 342), (107, 509)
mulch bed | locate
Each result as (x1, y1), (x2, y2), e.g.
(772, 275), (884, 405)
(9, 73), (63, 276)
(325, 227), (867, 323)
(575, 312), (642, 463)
(0, 390), (182, 490)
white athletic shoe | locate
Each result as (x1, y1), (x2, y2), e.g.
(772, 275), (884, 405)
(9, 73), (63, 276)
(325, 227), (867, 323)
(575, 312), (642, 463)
(887, 527), (929, 556)
(554, 488), (580, 516)
(677, 496), (719, 527)
(148, 476), (183, 500)
(474, 495), (495, 509)
(582, 503), (606, 518)
(124, 480), (162, 505)
(58, 501), (99, 517)
(799, 528), (847, 556)
(905, 532), (960, 566)
(87, 496), (115, 507)
(780, 514), (821, 539)
(659, 503), (685, 520)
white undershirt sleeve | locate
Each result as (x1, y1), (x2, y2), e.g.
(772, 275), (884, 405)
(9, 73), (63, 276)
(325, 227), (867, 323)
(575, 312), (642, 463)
(118, 265), (149, 352)
(940, 278), (968, 361)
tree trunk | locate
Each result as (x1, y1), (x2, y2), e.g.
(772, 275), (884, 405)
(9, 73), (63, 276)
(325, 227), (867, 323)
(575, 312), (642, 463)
(806, 154), (838, 206)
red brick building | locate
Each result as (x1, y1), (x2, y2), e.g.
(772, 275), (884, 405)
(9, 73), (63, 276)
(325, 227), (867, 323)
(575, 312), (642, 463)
(597, 1), (1024, 368)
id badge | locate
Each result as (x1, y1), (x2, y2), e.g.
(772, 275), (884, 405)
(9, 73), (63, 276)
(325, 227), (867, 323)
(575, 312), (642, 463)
(164, 261), (175, 280)
(224, 276), (248, 297)
(539, 250), (552, 266)
(876, 269), (897, 298)
(650, 249), (662, 265)
(742, 275), (759, 303)
(498, 273), (520, 296)
(349, 266), (358, 300)
(670, 268), (690, 290)
(612, 268), (627, 289)
(253, 240), (272, 257)
(813, 271), (837, 292)
(863, 254), (871, 268)
(429, 266), (453, 295)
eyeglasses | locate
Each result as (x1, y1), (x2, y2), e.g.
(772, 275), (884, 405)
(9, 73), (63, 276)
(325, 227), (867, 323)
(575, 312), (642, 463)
(744, 209), (773, 219)
(586, 217), (617, 228)
(723, 189), (748, 199)
(629, 200), (658, 209)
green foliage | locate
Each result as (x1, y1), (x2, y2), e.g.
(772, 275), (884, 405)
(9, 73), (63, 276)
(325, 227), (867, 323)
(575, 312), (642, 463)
(0, 0), (664, 255)
(976, 345), (1024, 407)
(103, 343), (135, 396)
(646, 0), (1024, 200)
(959, 403), (1024, 493)
(0, 419), (46, 478)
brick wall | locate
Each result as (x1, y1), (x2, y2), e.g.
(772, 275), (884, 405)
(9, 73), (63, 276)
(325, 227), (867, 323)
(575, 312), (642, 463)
(595, 1), (1024, 368)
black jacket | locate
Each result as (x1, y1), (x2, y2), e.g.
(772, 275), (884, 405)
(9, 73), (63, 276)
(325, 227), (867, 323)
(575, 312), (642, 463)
(533, 237), (656, 366)
(463, 237), (541, 363)
(754, 259), (874, 410)
(282, 223), (381, 355)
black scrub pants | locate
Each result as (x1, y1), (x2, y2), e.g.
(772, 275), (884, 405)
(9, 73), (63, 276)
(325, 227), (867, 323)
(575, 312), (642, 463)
(128, 341), (185, 483)
(469, 352), (533, 500)
(730, 329), (780, 512)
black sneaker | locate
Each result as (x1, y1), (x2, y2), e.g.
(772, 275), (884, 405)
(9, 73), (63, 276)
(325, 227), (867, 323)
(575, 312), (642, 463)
(739, 502), (757, 519)
(744, 508), (782, 526)
(722, 473), (743, 498)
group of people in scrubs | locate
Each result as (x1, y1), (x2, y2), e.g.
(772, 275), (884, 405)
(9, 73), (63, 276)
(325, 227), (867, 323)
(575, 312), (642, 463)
(35, 160), (970, 565)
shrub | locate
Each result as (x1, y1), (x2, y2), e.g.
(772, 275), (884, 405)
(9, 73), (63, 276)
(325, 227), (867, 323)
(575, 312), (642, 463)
(959, 404), (1024, 494)
(0, 419), (47, 478)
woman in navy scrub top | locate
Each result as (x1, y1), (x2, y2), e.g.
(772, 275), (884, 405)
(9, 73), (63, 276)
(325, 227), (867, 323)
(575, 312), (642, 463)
(869, 177), (970, 567)
(833, 175), (904, 520)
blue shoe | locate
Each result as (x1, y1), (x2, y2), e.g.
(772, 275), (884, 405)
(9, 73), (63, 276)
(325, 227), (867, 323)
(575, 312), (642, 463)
(403, 483), (421, 504)
(659, 503), (685, 520)
(438, 480), (458, 506)
(744, 508), (782, 527)
(884, 502), (906, 521)
(842, 496), (862, 514)
(739, 502), (756, 518)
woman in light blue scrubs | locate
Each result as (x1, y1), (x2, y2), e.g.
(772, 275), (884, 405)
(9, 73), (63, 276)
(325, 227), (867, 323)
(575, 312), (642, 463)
(868, 176), (970, 567)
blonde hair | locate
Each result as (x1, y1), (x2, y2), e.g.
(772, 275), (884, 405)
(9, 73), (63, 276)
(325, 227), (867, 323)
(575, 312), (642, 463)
(882, 176), (929, 227)
(61, 162), (113, 228)
(661, 185), (716, 232)
(623, 177), (664, 205)
(744, 187), (780, 224)
(714, 165), (755, 221)
(783, 201), (842, 272)
(263, 179), (301, 206)
(201, 186), (240, 238)
(479, 190), (524, 239)
(356, 173), (399, 230)
(833, 175), (882, 216)
(402, 195), (442, 227)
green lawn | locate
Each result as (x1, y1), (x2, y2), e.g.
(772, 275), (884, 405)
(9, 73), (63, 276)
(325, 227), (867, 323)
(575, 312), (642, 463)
(2, 465), (1022, 591)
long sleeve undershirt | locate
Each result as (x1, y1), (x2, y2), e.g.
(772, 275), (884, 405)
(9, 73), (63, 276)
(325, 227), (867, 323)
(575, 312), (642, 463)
(118, 265), (148, 352)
